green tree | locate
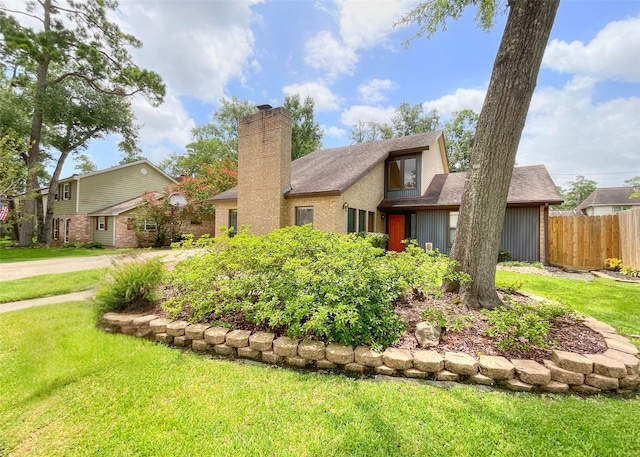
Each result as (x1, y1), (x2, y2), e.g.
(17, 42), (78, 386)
(398, 0), (560, 309)
(625, 176), (640, 199)
(0, 0), (165, 246)
(349, 102), (439, 144)
(284, 93), (323, 160)
(559, 176), (597, 209)
(131, 159), (238, 246)
(443, 109), (478, 172)
(0, 130), (27, 198)
(73, 154), (97, 174)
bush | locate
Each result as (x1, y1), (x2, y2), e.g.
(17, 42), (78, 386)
(498, 249), (512, 262)
(94, 258), (164, 316)
(81, 241), (104, 249)
(165, 226), (465, 349)
(482, 299), (571, 351)
(355, 232), (389, 250)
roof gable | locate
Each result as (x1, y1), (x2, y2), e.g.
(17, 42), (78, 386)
(59, 159), (176, 184)
(212, 131), (444, 200)
(577, 187), (640, 210)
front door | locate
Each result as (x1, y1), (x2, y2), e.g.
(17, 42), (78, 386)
(388, 214), (405, 252)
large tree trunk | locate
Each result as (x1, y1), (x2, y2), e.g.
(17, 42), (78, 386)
(18, 0), (51, 247)
(444, 0), (560, 309)
(37, 149), (71, 245)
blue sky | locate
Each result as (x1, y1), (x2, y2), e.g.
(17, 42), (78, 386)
(11, 0), (640, 188)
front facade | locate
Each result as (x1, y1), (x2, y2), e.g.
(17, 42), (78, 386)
(211, 106), (562, 263)
(51, 160), (176, 247)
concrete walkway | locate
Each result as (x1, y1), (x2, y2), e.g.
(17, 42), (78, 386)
(0, 249), (201, 313)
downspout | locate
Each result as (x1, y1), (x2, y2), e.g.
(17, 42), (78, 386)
(544, 203), (550, 265)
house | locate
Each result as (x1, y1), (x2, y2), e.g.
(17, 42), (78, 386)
(576, 187), (640, 216)
(211, 106), (563, 263)
(51, 159), (212, 248)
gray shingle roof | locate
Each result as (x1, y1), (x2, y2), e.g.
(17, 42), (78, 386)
(378, 165), (563, 210)
(211, 131), (443, 201)
(88, 192), (162, 216)
(577, 187), (640, 210)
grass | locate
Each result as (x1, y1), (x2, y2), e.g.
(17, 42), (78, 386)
(0, 247), (132, 263)
(1, 268), (639, 455)
(1, 301), (638, 456)
(496, 271), (640, 341)
(0, 269), (107, 303)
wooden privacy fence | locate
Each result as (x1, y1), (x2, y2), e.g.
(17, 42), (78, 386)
(548, 215), (620, 270)
(618, 207), (640, 269)
(549, 209), (640, 270)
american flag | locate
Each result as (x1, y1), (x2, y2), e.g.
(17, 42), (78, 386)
(0, 204), (9, 221)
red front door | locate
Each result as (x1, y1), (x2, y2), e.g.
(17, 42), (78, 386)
(388, 214), (405, 252)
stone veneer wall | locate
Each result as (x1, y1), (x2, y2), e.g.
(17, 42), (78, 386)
(99, 313), (640, 396)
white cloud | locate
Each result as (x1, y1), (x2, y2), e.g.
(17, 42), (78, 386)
(115, 1), (259, 103)
(358, 79), (397, 103)
(422, 88), (487, 117)
(519, 76), (640, 187)
(304, 0), (416, 79)
(282, 81), (343, 111)
(340, 105), (397, 126)
(321, 124), (348, 139)
(132, 92), (195, 152)
(543, 15), (640, 82)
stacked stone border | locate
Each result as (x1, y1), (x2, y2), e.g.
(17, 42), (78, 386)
(99, 313), (639, 396)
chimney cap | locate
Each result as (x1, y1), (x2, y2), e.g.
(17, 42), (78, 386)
(257, 104), (273, 111)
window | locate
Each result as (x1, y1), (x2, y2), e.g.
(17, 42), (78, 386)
(229, 209), (238, 237)
(358, 210), (366, 233)
(97, 216), (107, 231)
(387, 156), (417, 191)
(62, 182), (71, 200)
(144, 220), (157, 231)
(613, 206), (632, 212)
(448, 211), (459, 246)
(54, 187), (59, 201)
(295, 207), (313, 227)
(52, 218), (59, 240)
(368, 211), (375, 232)
(347, 208), (357, 233)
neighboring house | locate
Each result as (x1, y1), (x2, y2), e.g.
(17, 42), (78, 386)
(52, 159), (177, 247)
(576, 187), (640, 216)
(211, 106), (562, 263)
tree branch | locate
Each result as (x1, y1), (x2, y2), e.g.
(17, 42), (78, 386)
(45, 71), (144, 98)
(0, 7), (45, 24)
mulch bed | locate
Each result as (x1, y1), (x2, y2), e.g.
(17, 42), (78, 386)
(392, 291), (607, 363)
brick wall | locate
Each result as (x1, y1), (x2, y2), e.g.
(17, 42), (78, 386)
(51, 214), (91, 245)
(338, 162), (385, 234)
(237, 107), (292, 236)
(213, 201), (235, 235)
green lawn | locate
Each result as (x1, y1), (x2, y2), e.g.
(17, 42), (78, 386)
(496, 271), (640, 342)
(1, 298), (639, 456)
(0, 269), (107, 303)
(0, 247), (133, 263)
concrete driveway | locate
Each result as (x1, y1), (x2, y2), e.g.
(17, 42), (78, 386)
(0, 249), (200, 282)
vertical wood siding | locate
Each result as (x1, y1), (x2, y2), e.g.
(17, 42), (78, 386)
(416, 210), (448, 253)
(500, 207), (540, 262)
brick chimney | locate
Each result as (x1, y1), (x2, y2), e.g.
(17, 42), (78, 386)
(237, 106), (292, 235)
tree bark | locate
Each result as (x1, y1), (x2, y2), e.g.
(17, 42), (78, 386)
(444, 0), (560, 309)
(18, 0), (51, 247)
(37, 149), (71, 245)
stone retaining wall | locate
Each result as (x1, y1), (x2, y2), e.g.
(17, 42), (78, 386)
(99, 313), (640, 396)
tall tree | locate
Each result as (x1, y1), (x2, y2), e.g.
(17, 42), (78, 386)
(73, 154), (97, 174)
(0, 0), (165, 246)
(558, 176), (597, 209)
(398, 0), (560, 309)
(443, 109), (479, 172)
(349, 102), (439, 144)
(284, 93), (323, 160)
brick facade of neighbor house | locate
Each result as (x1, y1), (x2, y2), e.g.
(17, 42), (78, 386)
(237, 107), (292, 236)
(51, 214), (91, 245)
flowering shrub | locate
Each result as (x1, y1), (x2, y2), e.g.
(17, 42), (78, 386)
(165, 226), (466, 349)
(604, 258), (623, 271)
(129, 159), (237, 246)
(604, 258), (639, 277)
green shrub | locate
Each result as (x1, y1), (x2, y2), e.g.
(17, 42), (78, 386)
(165, 226), (464, 349)
(421, 308), (473, 332)
(94, 258), (164, 316)
(495, 279), (523, 294)
(482, 299), (571, 351)
(498, 249), (512, 262)
(355, 232), (389, 250)
(81, 241), (104, 249)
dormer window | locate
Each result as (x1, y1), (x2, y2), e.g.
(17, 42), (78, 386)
(387, 155), (417, 191)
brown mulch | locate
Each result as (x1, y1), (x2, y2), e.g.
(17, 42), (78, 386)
(393, 291), (607, 363)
